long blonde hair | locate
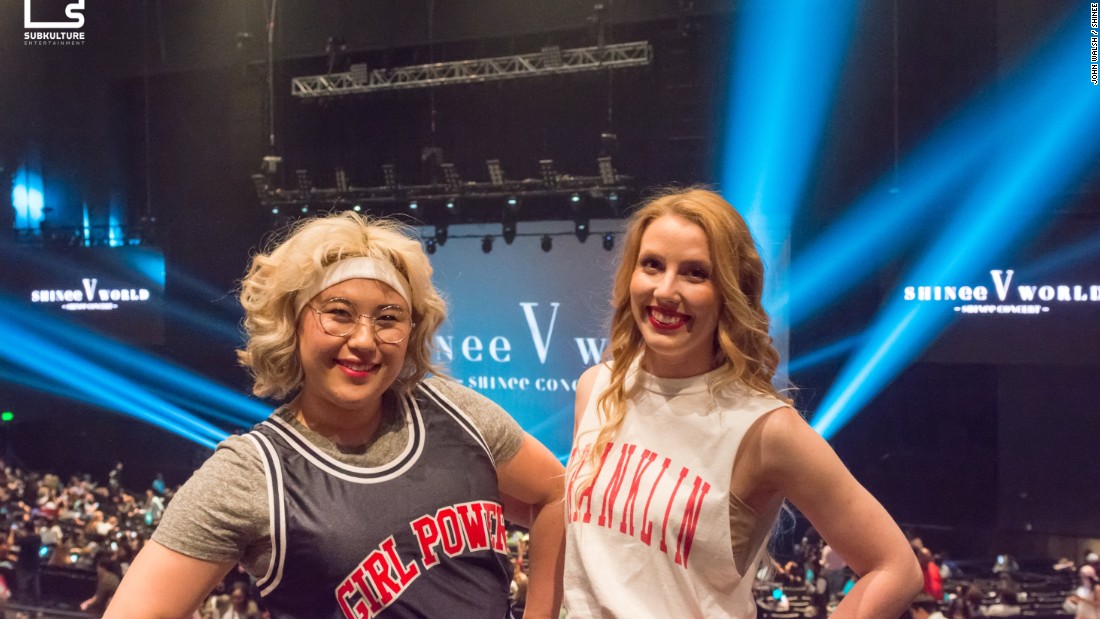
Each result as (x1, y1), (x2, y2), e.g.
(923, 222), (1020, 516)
(237, 212), (447, 399)
(584, 187), (791, 476)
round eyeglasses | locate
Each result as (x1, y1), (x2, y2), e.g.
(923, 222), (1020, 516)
(310, 298), (415, 344)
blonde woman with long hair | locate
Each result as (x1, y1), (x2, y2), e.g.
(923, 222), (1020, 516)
(563, 188), (920, 618)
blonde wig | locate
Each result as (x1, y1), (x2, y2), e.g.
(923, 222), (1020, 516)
(237, 212), (446, 399)
(585, 187), (792, 475)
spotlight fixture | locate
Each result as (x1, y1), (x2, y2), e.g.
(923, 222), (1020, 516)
(441, 163), (461, 192)
(382, 164), (398, 189)
(251, 173), (269, 199)
(481, 235), (494, 254)
(597, 156), (616, 185)
(295, 169), (313, 194)
(570, 193), (581, 203)
(541, 45), (564, 68)
(571, 193), (589, 243)
(261, 155), (282, 175)
(434, 223), (448, 246)
(502, 220), (517, 245)
(335, 167), (348, 192)
(353, 204), (362, 212)
(538, 159), (558, 188)
(541, 235), (553, 252)
(444, 197), (461, 217)
(600, 132), (619, 157)
(574, 219), (590, 243)
(271, 207), (280, 215)
(325, 36), (347, 73)
(487, 159), (505, 186)
(300, 205), (309, 213)
(422, 146), (444, 179)
(602, 232), (615, 251)
(425, 238), (437, 254)
(349, 62), (369, 84)
(408, 200), (419, 211)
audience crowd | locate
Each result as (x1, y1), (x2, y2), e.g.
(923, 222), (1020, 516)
(0, 459), (536, 619)
(0, 457), (1093, 619)
(760, 530), (1099, 619)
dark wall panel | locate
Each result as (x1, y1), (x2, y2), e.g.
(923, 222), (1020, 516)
(997, 364), (1100, 537)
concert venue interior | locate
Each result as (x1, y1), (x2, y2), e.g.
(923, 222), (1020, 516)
(1, 0), (1098, 617)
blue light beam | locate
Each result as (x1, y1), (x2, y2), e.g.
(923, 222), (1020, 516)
(0, 302), (225, 448)
(811, 22), (1100, 439)
(787, 332), (866, 375)
(718, 0), (858, 346)
(8, 302), (267, 428)
(0, 291), (264, 442)
(787, 3), (1089, 328)
(720, 0), (858, 240)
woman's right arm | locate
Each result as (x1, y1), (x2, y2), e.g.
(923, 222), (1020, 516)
(105, 435), (268, 618)
(758, 408), (923, 619)
(104, 540), (235, 619)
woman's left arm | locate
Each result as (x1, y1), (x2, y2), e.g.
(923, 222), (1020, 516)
(760, 408), (923, 619)
(496, 432), (565, 619)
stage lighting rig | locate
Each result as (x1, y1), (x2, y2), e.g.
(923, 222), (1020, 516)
(501, 195), (520, 244)
(261, 155), (282, 175)
(382, 164), (398, 190)
(349, 63), (369, 84)
(539, 160), (559, 188)
(251, 174), (268, 199)
(600, 132), (619, 157)
(251, 137), (634, 226)
(541, 45), (564, 68)
(441, 163), (462, 192)
(487, 160), (505, 187)
(291, 41), (652, 97)
(597, 156), (616, 186)
(295, 169), (313, 196)
(574, 220), (590, 243)
(572, 198), (590, 244)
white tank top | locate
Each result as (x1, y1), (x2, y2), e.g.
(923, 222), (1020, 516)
(563, 363), (785, 618)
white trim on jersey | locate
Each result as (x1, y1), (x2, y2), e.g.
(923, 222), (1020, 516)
(418, 381), (496, 467)
(259, 394), (425, 483)
(247, 432), (288, 596)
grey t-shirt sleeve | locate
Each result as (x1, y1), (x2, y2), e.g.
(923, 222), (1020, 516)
(151, 434), (268, 565)
(425, 376), (525, 464)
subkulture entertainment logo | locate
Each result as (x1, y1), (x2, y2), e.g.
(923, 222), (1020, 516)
(23, 0), (86, 46)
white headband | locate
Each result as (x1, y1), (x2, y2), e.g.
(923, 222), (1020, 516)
(293, 256), (412, 316)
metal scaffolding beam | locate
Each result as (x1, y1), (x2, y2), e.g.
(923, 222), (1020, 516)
(291, 41), (653, 98)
